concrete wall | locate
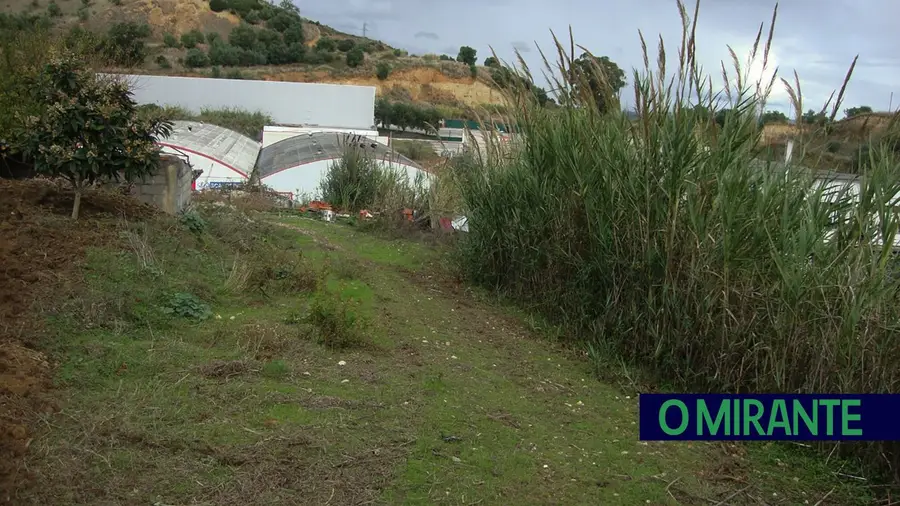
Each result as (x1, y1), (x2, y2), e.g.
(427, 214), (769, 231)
(261, 126), (380, 148)
(131, 155), (194, 214)
(119, 74), (376, 130)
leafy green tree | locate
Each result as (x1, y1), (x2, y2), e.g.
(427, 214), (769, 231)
(802, 108), (828, 125)
(570, 53), (626, 113)
(267, 10), (298, 32)
(346, 47), (364, 67)
(279, 0), (298, 13)
(438, 54), (453, 61)
(209, 0), (227, 12)
(484, 56), (499, 68)
(715, 108), (736, 127)
(206, 32), (220, 44)
(374, 98), (392, 128)
(184, 48), (210, 68)
(155, 55), (170, 68)
(375, 62), (391, 80)
(17, 56), (173, 219)
(845, 105), (873, 118)
(105, 22), (151, 66)
(456, 45), (477, 65)
(760, 109), (788, 124)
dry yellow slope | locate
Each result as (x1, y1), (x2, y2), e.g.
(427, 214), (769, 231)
(263, 67), (505, 108)
(78, 0), (240, 37)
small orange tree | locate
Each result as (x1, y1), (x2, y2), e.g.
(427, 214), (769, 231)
(17, 53), (172, 219)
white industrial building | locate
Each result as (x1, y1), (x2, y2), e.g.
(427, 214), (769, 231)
(262, 125), (390, 149)
(130, 74), (434, 203)
(123, 74), (376, 130)
(159, 121), (259, 189)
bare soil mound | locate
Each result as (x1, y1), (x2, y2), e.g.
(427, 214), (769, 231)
(0, 178), (156, 499)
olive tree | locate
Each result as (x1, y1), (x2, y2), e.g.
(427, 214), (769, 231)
(17, 54), (173, 219)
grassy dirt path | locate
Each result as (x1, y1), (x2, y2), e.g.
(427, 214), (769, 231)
(15, 210), (870, 505)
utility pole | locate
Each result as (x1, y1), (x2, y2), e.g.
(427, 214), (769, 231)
(362, 22), (367, 38)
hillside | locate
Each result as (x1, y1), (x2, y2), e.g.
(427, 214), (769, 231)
(0, 0), (507, 115)
(759, 112), (898, 173)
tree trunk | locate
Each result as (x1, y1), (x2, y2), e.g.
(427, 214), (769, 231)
(71, 189), (82, 220)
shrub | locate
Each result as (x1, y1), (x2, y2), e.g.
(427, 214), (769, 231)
(249, 251), (320, 295)
(180, 29), (205, 48)
(304, 291), (369, 349)
(162, 292), (212, 321)
(375, 62), (391, 80)
(17, 55), (173, 219)
(205, 31), (220, 44)
(346, 47), (364, 67)
(179, 210), (207, 234)
(77, 6), (89, 21)
(163, 32), (180, 48)
(336, 38), (355, 52)
(47, 1), (61, 16)
(109, 0), (122, 5)
(438, 54), (453, 61)
(283, 23), (303, 45)
(105, 22), (151, 66)
(228, 24), (257, 50)
(315, 37), (335, 52)
(243, 9), (260, 24)
(209, 0), (227, 12)
(184, 48), (210, 68)
(155, 54), (170, 68)
(455, 15), (900, 480)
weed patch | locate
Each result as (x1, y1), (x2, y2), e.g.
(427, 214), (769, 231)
(162, 292), (212, 321)
(304, 291), (371, 350)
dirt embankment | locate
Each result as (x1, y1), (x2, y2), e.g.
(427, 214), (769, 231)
(0, 179), (158, 501)
(263, 66), (505, 108)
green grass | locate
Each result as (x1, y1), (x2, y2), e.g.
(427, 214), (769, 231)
(15, 206), (874, 505)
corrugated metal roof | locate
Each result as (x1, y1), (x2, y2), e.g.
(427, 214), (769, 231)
(160, 121), (260, 176)
(256, 131), (422, 179)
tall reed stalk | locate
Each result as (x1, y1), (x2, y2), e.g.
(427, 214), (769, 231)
(455, 0), (900, 481)
(319, 138), (431, 213)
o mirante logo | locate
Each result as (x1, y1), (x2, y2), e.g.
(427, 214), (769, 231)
(640, 394), (900, 441)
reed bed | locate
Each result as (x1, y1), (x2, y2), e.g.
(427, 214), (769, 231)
(454, 1), (900, 481)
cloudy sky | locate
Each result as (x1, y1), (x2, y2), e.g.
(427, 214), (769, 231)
(295, 0), (899, 118)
